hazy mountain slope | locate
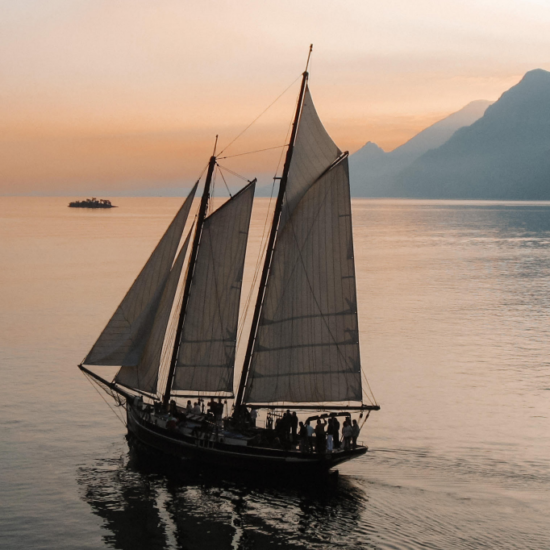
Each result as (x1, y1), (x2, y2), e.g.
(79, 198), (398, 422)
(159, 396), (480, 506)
(350, 100), (491, 196)
(394, 69), (550, 199)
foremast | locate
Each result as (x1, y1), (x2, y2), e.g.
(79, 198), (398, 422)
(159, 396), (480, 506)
(163, 152), (217, 407)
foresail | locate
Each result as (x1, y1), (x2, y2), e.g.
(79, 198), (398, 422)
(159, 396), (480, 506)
(83, 183), (198, 367)
(243, 89), (362, 405)
(115, 231), (191, 393)
(172, 182), (255, 393)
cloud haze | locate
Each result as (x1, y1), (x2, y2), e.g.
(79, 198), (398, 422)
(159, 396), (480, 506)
(1, 0), (549, 195)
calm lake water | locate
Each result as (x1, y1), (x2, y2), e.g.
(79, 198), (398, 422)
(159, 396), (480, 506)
(1, 197), (549, 549)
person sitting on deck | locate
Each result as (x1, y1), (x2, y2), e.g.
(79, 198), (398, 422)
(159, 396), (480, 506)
(169, 400), (177, 417)
(315, 419), (327, 453)
(186, 400), (193, 413)
(176, 414), (187, 431)
(192, 401), (201, 415)
(166, 418), (177, 430)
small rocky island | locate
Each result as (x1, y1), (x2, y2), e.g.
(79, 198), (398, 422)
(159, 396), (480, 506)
(68, 198), (116, 209)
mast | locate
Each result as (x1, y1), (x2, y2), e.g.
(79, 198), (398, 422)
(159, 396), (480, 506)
(163, 148), (217, 407)
(235, 48), (312, 410)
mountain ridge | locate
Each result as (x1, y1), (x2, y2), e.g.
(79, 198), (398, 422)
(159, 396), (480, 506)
(393, 69), (550, 199)
(350, 100), (492, 196)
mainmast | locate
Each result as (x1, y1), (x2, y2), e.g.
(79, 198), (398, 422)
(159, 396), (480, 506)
(163, 146), (217, 407)
(235, 47), (312, 410)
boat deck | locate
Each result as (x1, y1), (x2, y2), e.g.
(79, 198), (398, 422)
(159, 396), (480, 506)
(127, 404), (368, 475)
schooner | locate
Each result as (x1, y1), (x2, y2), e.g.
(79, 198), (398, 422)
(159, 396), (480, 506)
(79, 50), (380, 475)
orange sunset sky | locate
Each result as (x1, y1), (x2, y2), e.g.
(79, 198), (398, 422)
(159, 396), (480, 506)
(1, 0), (549, 195)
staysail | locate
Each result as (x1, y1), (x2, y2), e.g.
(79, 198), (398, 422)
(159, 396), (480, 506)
(172, 181), (256, 394)
(115, 231), (191, 394)
(243, 87), (363, 405)
(83, 183), (197, 367)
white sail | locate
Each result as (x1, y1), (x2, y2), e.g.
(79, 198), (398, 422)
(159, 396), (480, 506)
(83, 184), (198, 366)
(243, 88), (362, 404)
(172, 182), (256, 393)
(115, 231), (191, 393)
(279, 87), (341, 233)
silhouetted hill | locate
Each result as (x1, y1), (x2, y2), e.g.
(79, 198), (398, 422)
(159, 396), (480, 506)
(350, 100), (491, 196)
(394, 69), (550, 199)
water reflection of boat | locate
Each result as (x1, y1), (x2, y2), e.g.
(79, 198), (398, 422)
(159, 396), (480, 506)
(69, 198), (116, 208)
(78, 47), (379, 477)
(77, 448), (368, 550)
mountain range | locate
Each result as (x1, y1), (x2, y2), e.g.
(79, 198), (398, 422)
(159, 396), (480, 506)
(350, 69), (550, 199)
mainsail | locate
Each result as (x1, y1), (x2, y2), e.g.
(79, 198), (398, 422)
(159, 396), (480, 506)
(83, 183), (197, 367)
(172, 182), (255, 394)
(242, 87), (363, 405)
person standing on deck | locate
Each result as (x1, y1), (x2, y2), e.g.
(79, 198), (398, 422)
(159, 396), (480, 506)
(351, 419), (360, 449)
(283, 410), (292, 439)
(215, 399), (224, 423)
(333, 416), (341, 449)
(250, 407), (258, 427)
(342, 419), (352, 450)
(315, 419), (327, 453)
(326, 418), (335, 452)
(207, 399), (216, 415)
(305, 420), (314, 452)
(291, 412), (298, 442)
(298, 421), (308, 453)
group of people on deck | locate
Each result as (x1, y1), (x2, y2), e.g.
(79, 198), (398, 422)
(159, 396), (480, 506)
(180, 398), (225, 423)
(265, 409), (361, 453)
(166, 399), (361, 453)
(297, 416), (360, 453)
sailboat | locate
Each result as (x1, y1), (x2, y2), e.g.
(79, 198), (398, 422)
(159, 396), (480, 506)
(79, 49), (380, 476)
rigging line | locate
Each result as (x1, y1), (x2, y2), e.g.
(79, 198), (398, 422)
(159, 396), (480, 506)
(84, 372), (127, 426)
(215, 163), (254, 183)
(236, 105), (293, 352)
(216, 165), (233, 197)
(236, 190), (272, 342)
(210, 165), (218, 215)
(217, 74), (302, 157)
(158, 287), (184, 398)
(195, 160), (209, 183)
(359, 410), (371, 430)
(361, 365), (378, 405)
(236, 179), (276, 345)
(218, 144), (288, 160)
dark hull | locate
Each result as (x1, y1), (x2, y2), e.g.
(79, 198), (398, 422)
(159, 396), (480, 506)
(127, 405), (367, 476)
